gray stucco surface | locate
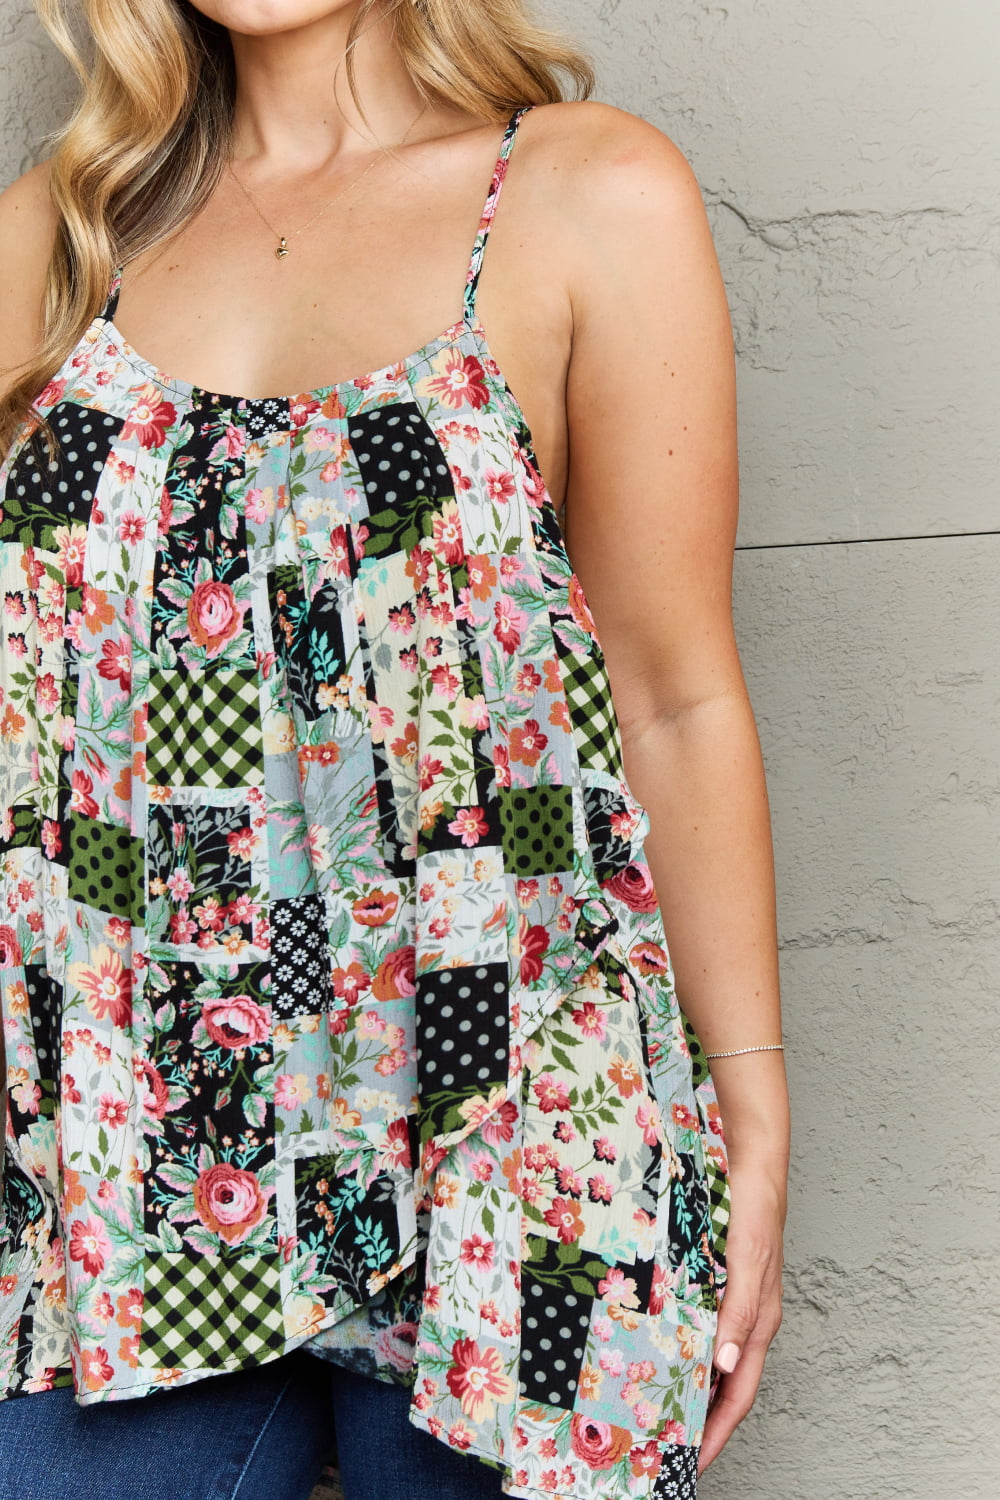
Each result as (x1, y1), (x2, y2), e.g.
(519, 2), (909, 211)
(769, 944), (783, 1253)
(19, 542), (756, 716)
(3, 2), (998, 1496)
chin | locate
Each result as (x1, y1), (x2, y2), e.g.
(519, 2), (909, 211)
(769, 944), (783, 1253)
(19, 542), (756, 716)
(187, 0), (362, 36)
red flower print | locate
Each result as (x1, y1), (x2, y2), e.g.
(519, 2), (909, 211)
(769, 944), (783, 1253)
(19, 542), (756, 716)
(518, 917), (549, 984)
(649, 1263), (669, 1316)
(659, 1419), (686, 1444)
(429, 663), (460, 699)
(426, 351), (490, 411)
(118, 511), (146, 545)
(193, 1163), (268, 1246)
(380, 1117), (412, 1171)
(448, 806), (488, 848)
(97, 639), (134, 696)
(555, 1165), (584, 1197)
(603, 862), (659, 912)
(371, 945), (416, 1001)
(532, 1072), (571, 1114)
(484, 468), (517, 505)
(543, 1196), (584, 1245)
(187, 579), (245, 657)
(62, 1073), (82, 1105)
(388, 602), (416, 634)
(418, 754), (443, 790)
(493, 597), (526, 655)
(571, 1000), (607, 1041)
(54, 524), (86, 586)
(289, 395), (322, 427)
(0, 926), (23, 967)
(493, 743), (510, 788)
(331, 963), (372, 1004)
(593, 1135), (618, 1163)
(97, 1094), (128, 1129)
(121, 385), (177, 449)
(68, 944), (132, 1028)
(459, 1234), (495, 1273)
(36, 376), (67, 408)
(432, 501), (465, 564)
(69, 769), (99, 819)
(202, 994), (270, 1050)
(587, 1174), (614, 1204)
(509, 718), (548, 767)
(80, 1346), (114, 1392)
(116, 1289), (143, 1330)
(157, 484), (174, 535)
(69, 1217), (112, 1277)
(630, 1441), (663, 1479)
(405, 543), (434, 587)
(481, 1098), (517, 1145)
(352, 888), (400, 927)
(569, 1415), (633, 1472)
(224, 826), (258, 864)
(672, 1102), (699, 1132)
(445, 1338), (514, 1421)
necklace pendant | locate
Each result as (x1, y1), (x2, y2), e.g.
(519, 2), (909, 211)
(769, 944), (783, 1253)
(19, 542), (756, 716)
(275, 237), (289, 260)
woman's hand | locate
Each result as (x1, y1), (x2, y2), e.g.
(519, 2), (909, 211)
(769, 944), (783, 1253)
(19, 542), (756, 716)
(698, 1161), (786, 1473)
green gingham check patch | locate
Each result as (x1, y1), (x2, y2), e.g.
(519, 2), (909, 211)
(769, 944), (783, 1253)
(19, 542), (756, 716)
(708, 1163), (730, 1269)
(553, 640), (625, 780)
(140, 1253), (284, 1369)
(146, 668), (264, 788)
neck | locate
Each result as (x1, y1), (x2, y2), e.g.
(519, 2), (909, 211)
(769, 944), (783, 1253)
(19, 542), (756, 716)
(227, 2), (430, 170)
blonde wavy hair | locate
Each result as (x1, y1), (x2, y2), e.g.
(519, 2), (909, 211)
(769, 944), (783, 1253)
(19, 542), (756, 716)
(0, 0), (593, 459)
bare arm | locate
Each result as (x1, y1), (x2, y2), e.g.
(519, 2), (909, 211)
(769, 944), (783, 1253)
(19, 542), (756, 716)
(556, 102), (790, 1468)
(0, 159), (58, 402)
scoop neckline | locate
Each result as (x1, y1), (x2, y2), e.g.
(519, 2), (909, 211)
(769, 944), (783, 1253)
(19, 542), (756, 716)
(96, 307), (490, 409)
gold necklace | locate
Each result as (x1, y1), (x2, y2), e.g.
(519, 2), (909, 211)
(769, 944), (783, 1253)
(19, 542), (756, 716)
(226, 101), (429, 261)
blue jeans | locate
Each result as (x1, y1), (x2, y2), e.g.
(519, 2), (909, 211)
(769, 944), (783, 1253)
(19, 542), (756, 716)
(0, 1352), (506, 1500)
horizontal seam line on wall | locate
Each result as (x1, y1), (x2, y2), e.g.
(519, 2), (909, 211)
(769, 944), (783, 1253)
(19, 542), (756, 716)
(736, 529), (1000, 551)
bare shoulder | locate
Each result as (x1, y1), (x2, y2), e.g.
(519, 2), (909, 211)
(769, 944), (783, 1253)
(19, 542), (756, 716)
(0, 159), (60, 393)
(518, 99), (707, 235)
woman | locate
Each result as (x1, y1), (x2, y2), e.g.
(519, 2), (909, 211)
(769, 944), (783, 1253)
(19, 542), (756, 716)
(0, 1), (789, 1497)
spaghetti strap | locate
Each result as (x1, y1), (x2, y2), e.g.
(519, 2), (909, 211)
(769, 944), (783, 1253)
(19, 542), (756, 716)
(101, 264), (123, 323)
(463, 103), (535, 323)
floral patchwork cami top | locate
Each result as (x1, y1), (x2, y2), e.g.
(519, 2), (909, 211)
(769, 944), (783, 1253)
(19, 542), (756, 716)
(0, 105), (730, 1499)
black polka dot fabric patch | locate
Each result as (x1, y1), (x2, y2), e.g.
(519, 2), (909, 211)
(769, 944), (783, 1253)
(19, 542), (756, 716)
(416, 964), (509, 1139)
(0, 403), (124, 545)
(270, 895), (332, 1017)
(66, 815), (145, 925)
(519, 1273), (593, 1408)
(498, 784), (573, 877)
(349, 404), (454, 561)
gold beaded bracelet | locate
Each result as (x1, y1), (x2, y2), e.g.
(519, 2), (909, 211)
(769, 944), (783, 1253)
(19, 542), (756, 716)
(703, 1043), (784, 1059)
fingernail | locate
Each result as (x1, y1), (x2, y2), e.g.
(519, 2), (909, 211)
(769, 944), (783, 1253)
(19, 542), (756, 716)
(715, 1341), (740, 1373)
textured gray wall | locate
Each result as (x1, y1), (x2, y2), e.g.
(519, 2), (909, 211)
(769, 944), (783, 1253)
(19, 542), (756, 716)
(3, 2), (999, 1496)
